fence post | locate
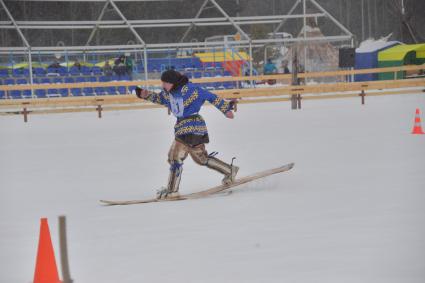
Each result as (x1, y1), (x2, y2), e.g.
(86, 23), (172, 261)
(290, 95), (297, 109)
(22, 107), (28, 122)
(297, 94), (302, 109)
(97, 105), (102, 118)
(58, 216), (73, 283)
(359, 90), (366, 105)
(291, 49), (300, 110)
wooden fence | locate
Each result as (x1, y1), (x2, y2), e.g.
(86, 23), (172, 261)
(1, 65), (424, 122)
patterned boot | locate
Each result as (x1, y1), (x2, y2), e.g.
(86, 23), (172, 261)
(206, 156), (239, 185)
(157, 162), (183, 199)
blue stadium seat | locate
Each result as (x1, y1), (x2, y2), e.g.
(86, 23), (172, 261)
(75, 77), (86, 83)
(99, 76), (111, 82)
(12, 69), (23, 77)
(35, 89), (47, 98)
(47, 67), (57, 74)
(10, 90), (22, 99)
(52, 77), (63, 84)
(111, 75), (119, 81)
(120, 75), (131, 81)
(128, 86), (136, 94)
(213, 82), (223, 89)
(47, 89), (60, 97)
(71, 88), (82, 96)
(23, 69), (30, 76)
(92, 67), (102, 75)
(81, 66), (91, 76)
(95, 87), (106, 96)
(193, 72), (202, 78)
(223, 82), (235, 89)
(16, 78), (28, 84)
(0, 69), (8, 77)
(87, 76), (97, 82)
(215, 69), (224, 76)
(34, 68), (46, 76)
(106, 86), (117, 95)
(136, 64), (144, 73)
(64, 77), (75, 83)
(41, 78), (51, 84)
(0, 90), (6, 99)
(59, 89), (69, 97)
(201, 82), (213, 89)
(57, 67), (68, 76)
(205, 66), (216, 72)
(4, 78), (15, 85)
(81, 70), (91, 76)
(22, 90), (32, 98)
(117, 86), (126, 95)
(83, 87), (94, 96)
(70, 67), (80, 76)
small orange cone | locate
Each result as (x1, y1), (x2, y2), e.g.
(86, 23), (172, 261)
(33, 218), (61, 283)
(412, 108), (425, 135)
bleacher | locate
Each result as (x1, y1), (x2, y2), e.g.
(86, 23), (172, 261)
(0, 65), (136, 99)
(135, 57), (237, 90)
(0, 56), (239, 99)
(136, 57), (204, 72)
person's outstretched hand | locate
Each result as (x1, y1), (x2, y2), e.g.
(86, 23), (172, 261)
(135, 87), (150, 99)
(225, 111), (234, 119)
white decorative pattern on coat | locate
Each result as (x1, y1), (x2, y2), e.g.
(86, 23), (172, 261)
(181, 85), (189, 96)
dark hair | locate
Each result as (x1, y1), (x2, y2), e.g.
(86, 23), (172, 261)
(161, 70), (189, 91)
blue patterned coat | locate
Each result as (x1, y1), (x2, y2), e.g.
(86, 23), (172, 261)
(145, 83), (232, 137)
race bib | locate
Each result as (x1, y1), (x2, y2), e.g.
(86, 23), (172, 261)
(169, 95), (184, 117)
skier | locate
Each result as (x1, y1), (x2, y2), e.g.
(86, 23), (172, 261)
(135, 70), (239, 199)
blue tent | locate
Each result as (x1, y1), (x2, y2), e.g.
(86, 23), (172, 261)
(354, 41), (400, 82)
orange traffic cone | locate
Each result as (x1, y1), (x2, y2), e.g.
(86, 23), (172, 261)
(412, 108), (425, 135)
(33, 218), (61, 283)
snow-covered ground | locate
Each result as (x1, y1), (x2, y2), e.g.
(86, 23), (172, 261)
(1, 93), (424, 283)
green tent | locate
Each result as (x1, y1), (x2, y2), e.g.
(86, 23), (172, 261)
(378, 43), (425, 80)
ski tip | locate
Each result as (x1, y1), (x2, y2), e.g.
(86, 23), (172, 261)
(282, 162), (295, 170)
(99, 200), (116, 206)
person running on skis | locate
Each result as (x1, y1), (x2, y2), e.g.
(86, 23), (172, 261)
(135, 70), (239, 199)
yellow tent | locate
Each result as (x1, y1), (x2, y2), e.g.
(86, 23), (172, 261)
(3, 62), (48, 69)
(95, 59), (115, 67)
(194, 51), (250, 62)
(59, 61), (95, 67)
